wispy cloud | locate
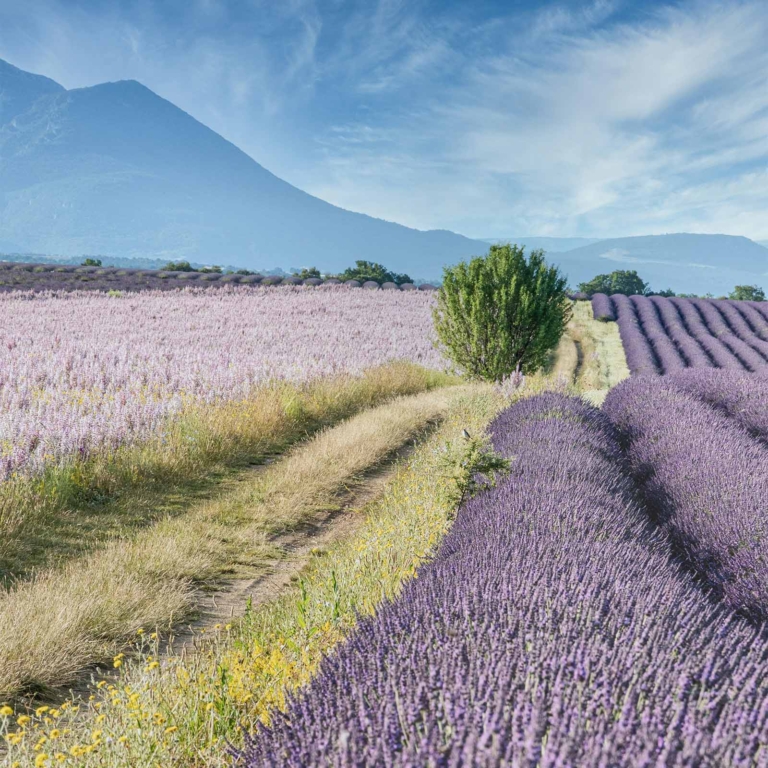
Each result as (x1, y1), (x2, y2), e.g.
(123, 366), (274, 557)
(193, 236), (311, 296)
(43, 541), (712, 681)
(1, 0), (767, 241)
(304, 0), (768, 239)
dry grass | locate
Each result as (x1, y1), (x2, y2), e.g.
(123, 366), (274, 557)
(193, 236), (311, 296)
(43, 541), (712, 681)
(0, 387), (454, 701)
(0, 384), (503, 767)
(0, 315), (628, 765)
(0, 362), (451, 581)
(544, 300), (629, 404)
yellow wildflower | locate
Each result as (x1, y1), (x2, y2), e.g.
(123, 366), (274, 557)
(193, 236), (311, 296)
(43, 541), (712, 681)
(49, 729), (60, 739)
(34, 755), (49, 767)
(17, 715), (30, 726)
(164, 725), (178, 735)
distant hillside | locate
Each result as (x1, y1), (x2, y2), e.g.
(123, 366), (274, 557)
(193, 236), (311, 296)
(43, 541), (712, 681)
(550, 234), (768, 295)
(480, 236), (601, 252)
(0, 59), (488, 278)
(758, 241), (768, 250)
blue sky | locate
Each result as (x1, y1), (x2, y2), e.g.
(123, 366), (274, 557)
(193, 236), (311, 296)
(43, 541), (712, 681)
(1, 0), (767, 241)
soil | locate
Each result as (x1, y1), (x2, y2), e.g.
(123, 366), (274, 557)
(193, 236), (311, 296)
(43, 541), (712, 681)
(166, 460), (401, 654)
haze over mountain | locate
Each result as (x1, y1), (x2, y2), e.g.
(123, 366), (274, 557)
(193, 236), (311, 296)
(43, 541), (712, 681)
(480, 237), (602, 253)
(1, 59), (767, 293)
(0, 59), (489, 277)
(553, 234), (768, 295)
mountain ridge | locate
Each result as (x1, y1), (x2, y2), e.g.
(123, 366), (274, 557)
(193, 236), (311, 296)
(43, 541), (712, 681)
(0, 60), (488, 276)
(1, 59), (766, 290)
(551, 233), (768, 294)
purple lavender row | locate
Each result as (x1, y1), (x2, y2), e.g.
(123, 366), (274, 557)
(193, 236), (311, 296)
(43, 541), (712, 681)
(664, 368), (768, 444)
(240, 394), (768, 767)
(629, 296), (687, 373)
(711, 300), (768, 361)
(748, 301), (768, 326)
(590, 292), (615, 321)
(647, 296), (714, 368)
(689, 299), (768, 370)
(610, 294), (660, 375)
(604, 375), (768, 621)
(667, 297), (746, 369)
(734, 301), (768, 340)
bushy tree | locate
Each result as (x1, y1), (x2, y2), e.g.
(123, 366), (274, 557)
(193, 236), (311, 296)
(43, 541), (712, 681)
(729, 284), (766, 302)
(81, 257), (102, 267)
(338, 260), (412, 285)
(297, 266), (322, 279)
(199, 265), (223, 274)
(433, 244), (571, 380)
(578, 270), (648, 297)
(162, 260), (194, 272)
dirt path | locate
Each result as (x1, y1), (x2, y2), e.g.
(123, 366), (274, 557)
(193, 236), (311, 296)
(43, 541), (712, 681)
(166, 461), (399, 654)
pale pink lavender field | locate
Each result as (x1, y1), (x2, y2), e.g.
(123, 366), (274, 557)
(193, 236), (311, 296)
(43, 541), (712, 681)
(0, 286), (443, 479)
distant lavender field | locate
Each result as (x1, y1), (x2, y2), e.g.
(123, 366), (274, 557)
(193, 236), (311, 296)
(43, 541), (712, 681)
(592, 293), (768, 374)
(0, 286), (442, 479)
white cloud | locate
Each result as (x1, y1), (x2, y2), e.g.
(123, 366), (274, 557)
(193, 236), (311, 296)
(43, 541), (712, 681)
(304, 0), (768, 240)
(1, 0), (768, 241)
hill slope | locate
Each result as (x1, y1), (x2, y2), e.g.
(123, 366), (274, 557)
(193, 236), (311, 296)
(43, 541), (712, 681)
(480, 236), (601, 252)
(551, 234), (768, 295)
(0, 60), (487, 275)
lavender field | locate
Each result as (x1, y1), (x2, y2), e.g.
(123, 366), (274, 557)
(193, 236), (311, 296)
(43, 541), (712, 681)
(241, 393), (768, 766)
(0, 286), (442, 480)
(592, 293), (768, 374)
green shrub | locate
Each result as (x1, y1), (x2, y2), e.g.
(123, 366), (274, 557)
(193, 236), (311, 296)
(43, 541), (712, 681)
(337, 260), (412, 285)
(578, 269), (648, 297)
(162, 260), (194, 272)
(729, 284), (766, 302)
(433, 244), (571, 380)
(81, 257), (102, 267)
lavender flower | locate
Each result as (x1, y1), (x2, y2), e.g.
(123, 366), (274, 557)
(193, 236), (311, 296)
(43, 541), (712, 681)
(239, 394), (768, 767)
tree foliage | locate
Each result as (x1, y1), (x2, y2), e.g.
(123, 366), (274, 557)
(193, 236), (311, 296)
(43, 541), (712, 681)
(729, 285), (766, 302)
(162, 260), (194, 272)
(296, 267), (322, 280)
(433, 244), (571, 381)
(338, 260), (412, 285)
(578, 270), (649, 297)
(81, 258), (102, 267)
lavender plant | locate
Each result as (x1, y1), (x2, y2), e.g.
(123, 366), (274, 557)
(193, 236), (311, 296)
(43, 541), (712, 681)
(604, 374), (768, 620)
(0, 286), (444, 480)
(592, 294), (768, 374)
(238, 393), (768, 766)
(664, 368), (768, 444)
(590, 292), (615, 321)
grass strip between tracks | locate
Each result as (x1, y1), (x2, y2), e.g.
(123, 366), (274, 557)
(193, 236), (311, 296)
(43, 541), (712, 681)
(0, 384), (504, 767)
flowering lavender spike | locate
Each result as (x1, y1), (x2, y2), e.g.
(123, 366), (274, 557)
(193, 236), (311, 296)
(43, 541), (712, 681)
(239, 393), (768, 767)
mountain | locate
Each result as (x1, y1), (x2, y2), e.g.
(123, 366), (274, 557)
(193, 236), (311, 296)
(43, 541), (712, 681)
(480, 236), (601, 252)
(0, 59), (488, 276)
(758, 241), (768, 250)
(550, 234), (768, 295)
